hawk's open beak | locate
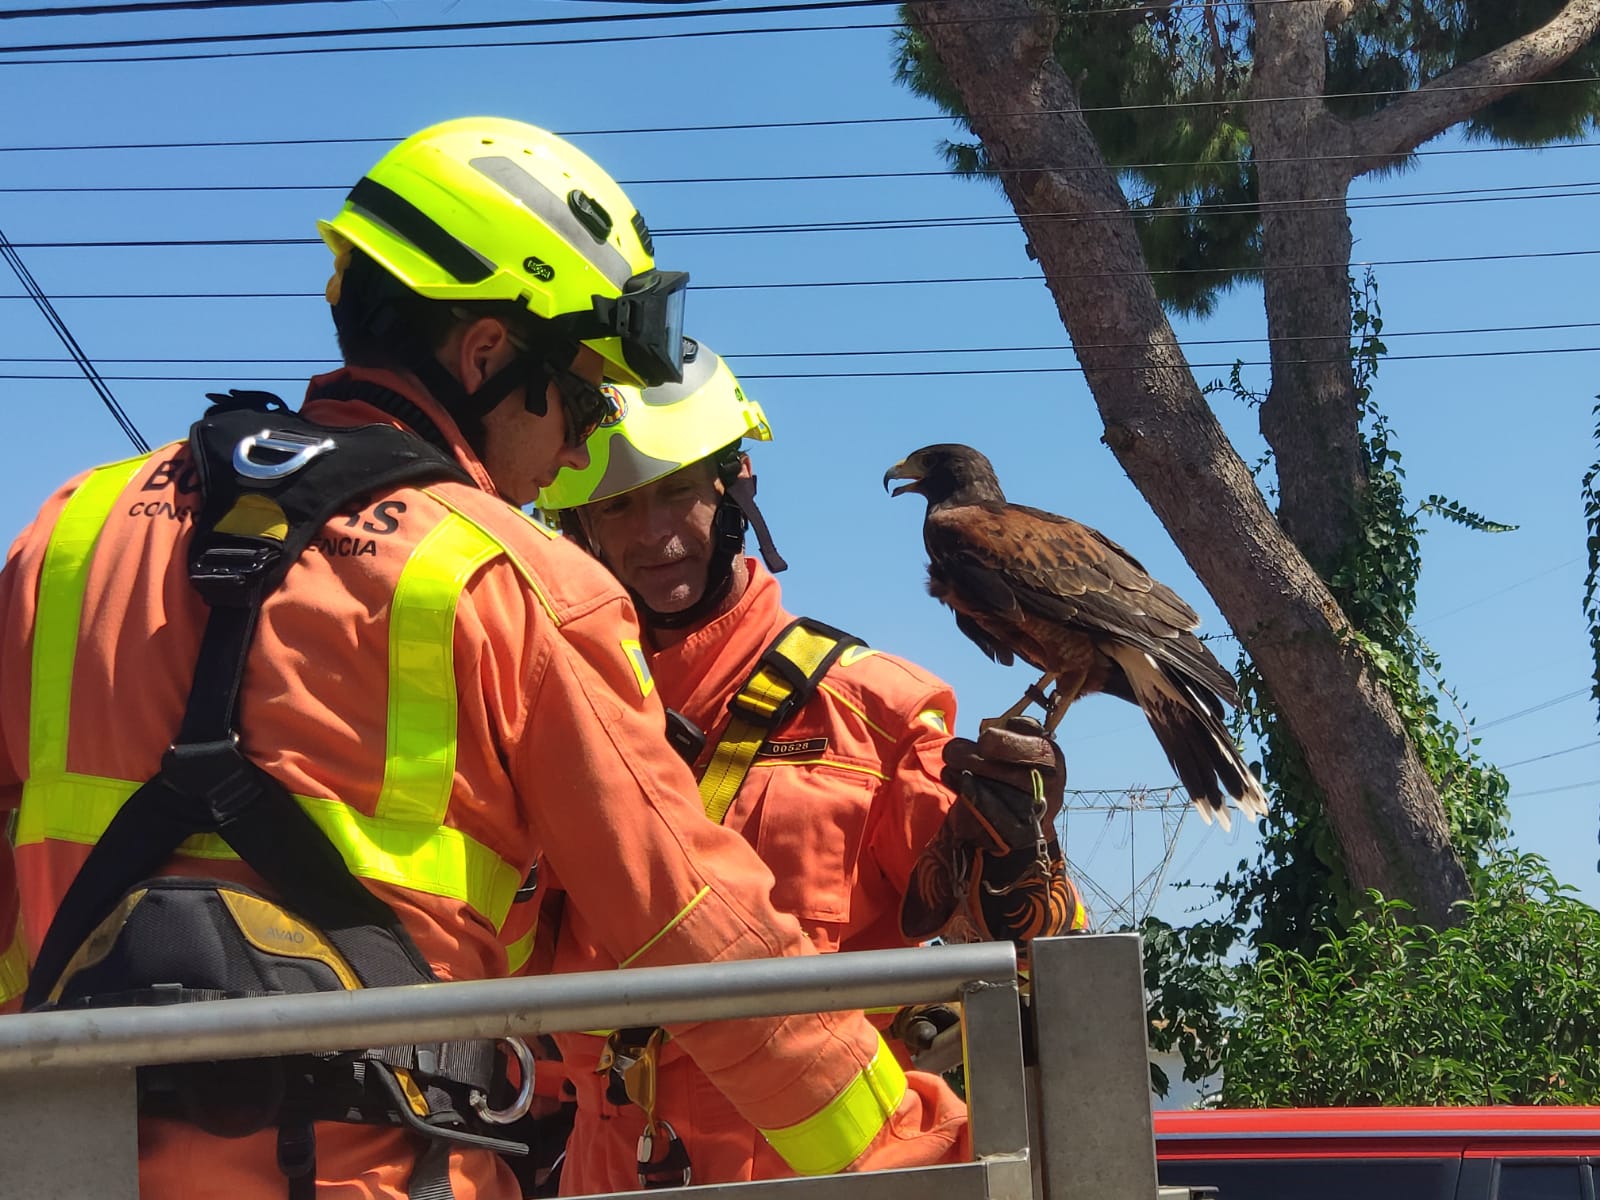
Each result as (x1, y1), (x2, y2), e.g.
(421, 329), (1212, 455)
(884, 459), (923, 497)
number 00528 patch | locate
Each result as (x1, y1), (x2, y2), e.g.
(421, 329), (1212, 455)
(756, 737), (829, 759)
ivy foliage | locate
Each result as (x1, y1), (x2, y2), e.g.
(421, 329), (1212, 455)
(1219, 271), (1512, 955)
(1221, 854), (1600, 1107)
(1143, 272), (1516, 1097)
(1580, 400), (1600, 744)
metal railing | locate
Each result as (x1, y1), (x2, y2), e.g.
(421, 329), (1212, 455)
(0, 935), (1164, 1200)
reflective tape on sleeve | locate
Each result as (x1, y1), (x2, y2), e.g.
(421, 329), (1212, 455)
(759, 1037), (908, 1176)
(19, 459), (528, 933)
(16, 774), (525, 931)
(378, 512), (501, 825)
(28, 456), (150, 778)
(0, 914), (28, 1007)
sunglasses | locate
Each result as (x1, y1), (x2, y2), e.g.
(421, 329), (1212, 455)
(542, 361), (624, 449)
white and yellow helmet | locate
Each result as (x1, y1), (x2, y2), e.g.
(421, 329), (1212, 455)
(540, 339), (787, 628)
(537, 339), (771, 512)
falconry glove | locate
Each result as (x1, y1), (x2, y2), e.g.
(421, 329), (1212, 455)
(901, 717), (1087, 946)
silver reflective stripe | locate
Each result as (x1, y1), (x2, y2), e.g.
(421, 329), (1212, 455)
(633, 347), (720, 407)
(590, 440), (681, 504)
(471, 156), (633, 289)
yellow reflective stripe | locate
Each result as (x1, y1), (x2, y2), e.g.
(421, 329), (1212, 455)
(29, 456), (150, 777)
(620, 639), (654, 699)
(20, 465), (526, 931)
(16, 775), (524, 931)
(619, 885), (710, 968)
(378, 514), (500, 824)
(760, 1037), (908, 1175)
(749, 758), (887, 782)
(698, 718), (767, 824)
(817, 683), (898, 744)
(503, 923), (536, 975)
(698, 623), (849, 823)
(423, 488), (560, 625)
(0, 913), (27, 1006)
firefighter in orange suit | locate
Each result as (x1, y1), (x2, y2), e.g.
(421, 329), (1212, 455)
(538, 342), (1088, 1193)
(0, 119), (967, 1200)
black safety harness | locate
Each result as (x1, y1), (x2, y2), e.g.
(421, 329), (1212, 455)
(24, 391), (536, 1200)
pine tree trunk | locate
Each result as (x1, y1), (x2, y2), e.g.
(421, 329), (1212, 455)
(903, 0), (1473, 927)
(1250, 1), (1366, 578)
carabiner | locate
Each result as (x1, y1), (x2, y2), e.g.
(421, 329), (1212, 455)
(469, 1036), (536, 1125)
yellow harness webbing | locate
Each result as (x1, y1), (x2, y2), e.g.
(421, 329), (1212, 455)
(697, 618), (862, 824)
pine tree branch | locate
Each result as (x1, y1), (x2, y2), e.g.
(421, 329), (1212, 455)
(1348, 0), (1600, 174)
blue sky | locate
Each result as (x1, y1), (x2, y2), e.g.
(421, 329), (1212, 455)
(2, 0), (1597, 925)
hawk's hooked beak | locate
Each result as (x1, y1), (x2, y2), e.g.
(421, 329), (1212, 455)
(884, 457), (924, 498)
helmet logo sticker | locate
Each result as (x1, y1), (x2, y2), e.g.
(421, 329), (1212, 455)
(522, 256), (556, 282)
(599, 385), (627, 428)
(568, 190), (614, 243)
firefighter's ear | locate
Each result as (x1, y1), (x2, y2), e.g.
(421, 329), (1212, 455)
(442, 316), (516, 393)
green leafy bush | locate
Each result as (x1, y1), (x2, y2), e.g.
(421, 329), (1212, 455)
(1220, 854), (1600, 1107)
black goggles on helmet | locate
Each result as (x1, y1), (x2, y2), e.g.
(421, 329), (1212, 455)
(552, 269), (689, 388)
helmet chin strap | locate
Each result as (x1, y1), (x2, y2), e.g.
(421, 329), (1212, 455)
(633, 465), (788, 633)
(637, 495), (747, 631)
(565, 455), (788, 635)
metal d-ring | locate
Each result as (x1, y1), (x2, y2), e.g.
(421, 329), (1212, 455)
(470, 1037), (536, 1125)
(233, 430), (335, 481)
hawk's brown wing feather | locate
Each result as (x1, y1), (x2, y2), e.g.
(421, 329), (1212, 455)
(926, 502), (1239, 705)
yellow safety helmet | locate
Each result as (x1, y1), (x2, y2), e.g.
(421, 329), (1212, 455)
(319, 117), (687, 387)
(537, 339), (772, 512)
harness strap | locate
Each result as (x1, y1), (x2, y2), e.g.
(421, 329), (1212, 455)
(25, 411), (468, 1010)
(697, 618), (862, 824)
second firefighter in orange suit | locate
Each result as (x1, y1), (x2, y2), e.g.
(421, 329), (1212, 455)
(537, 341), (1088, 1192)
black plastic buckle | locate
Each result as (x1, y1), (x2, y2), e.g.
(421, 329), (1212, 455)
(190, 544), (281, 606)
(161, 736), (261, 821)
(664, 709), (707, 766)
(205, 389), (288, 415)
(276, 1119), (317, 1181)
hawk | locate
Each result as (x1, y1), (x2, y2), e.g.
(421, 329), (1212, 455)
(885, 443), (1267, 830)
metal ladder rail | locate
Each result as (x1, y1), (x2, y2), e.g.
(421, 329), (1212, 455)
(0, 934), (1182, 1200)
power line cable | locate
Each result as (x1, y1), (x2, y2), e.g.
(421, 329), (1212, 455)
(6, 180), (1599, 254)
(7, 320), (1598, 365)
(1, 0), (898, 54)
(736, 346), (1600, 376)
(4, 135), (1597, 179)
(2, 247), (1594, 299)
(0, 224), (147, 451)
(6, 344), (1599, 384)
(0, 16), (901, 65)
(1420, 556), (1586, 625)
(1502, 741), (1600, 770)
(6, 79), (1600, 146)
(1478, 688), (1590, 731)
(0, 0), (1343, 18)
(4, 0), (1598, 101)
(1513, 777), (1600, 799)
(1, 0), (344, 17)
(46, 250), (1600, 295)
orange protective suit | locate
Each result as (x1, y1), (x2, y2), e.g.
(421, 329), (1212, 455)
(0, 370), (967, 1199)
(553, 561), (968, 1193)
